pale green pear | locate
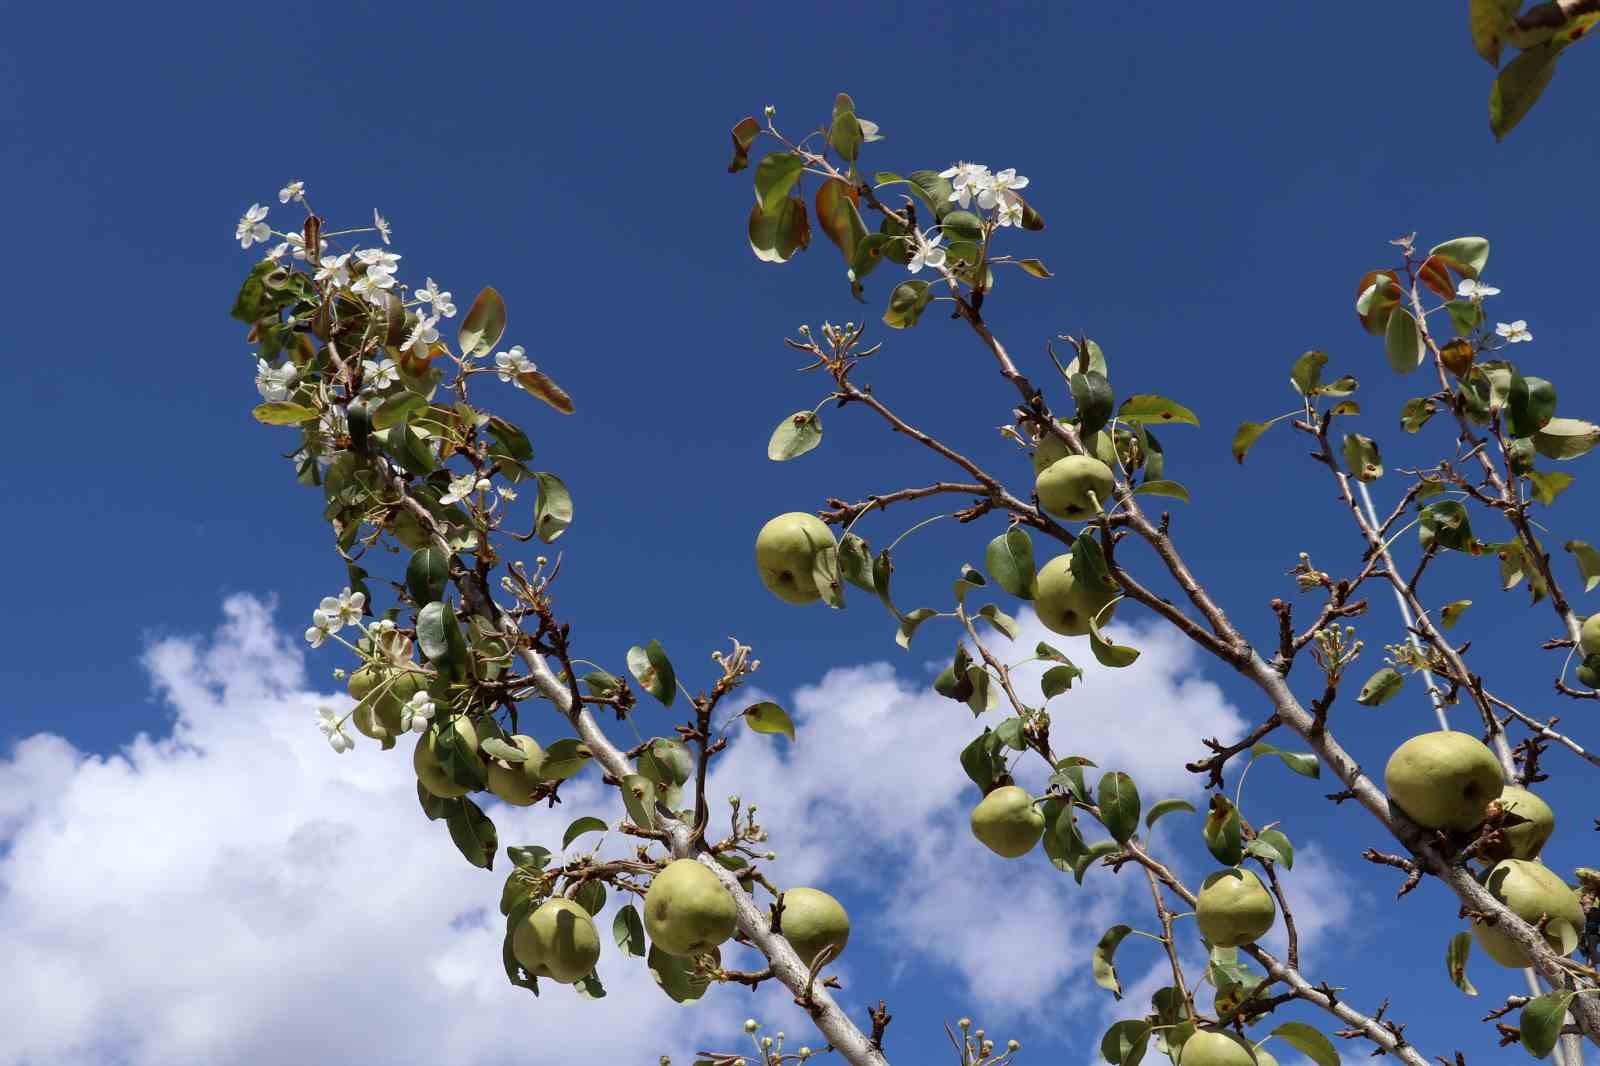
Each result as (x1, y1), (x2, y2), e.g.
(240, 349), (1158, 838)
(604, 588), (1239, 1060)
(755, 512), (836, 605)
(970, 785), (1045, 858)
(413, 715), (482, 799)
(644, 859), (737, 956)
(1035, 454), (1115, 521)
(1472, 859), (1584, 968)
(1034, 554), (1118, 637)
(486, 734), (547, 807)
(1383, 731), (1503, 832)
(1483, 785), (1555, 862)
(1196, 868), (1276, 948)
(779, 887), (850, 967)
(513, 898), (601, 984)
(1177, 1031), (1270, 1066)
(1579, 613), (1600, 657)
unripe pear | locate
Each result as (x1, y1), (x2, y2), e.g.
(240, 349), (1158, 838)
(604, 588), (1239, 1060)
(1030, 423), (1071, 474)
(1482, 785), (1555, 862)
(413, 715), (482, 798)
(1035, 454), (1115, 521)
(512, 897), (601, 984)
(644, 858), (738, 956)
(755, 512), (836, 605)
(970, 785), (1045, 858)
(486, 734), (547, 806)
(1034, 554), (1118, 637)
(1577, 659), (1600, 689)
(1177, 1031), (1271, 1066)
(1472, 858), (1585, 968)
(779, 887), (850, 967)
(1580, 613), (1600, 658)
(351, 666), (426, 740)
(1383, 731), (1503, 832)
(1195, 868), (1276, 948)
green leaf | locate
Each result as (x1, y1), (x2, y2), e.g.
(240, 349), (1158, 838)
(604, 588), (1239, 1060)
(1269, 1022), (1339, 1066)
(1533, 417), (1600, 460)
(617, 775), (659, 831)
(1098, 1019), (1150, 1065)
(1251, 742), (1320, 779)
(1527, 470), (1574, 506)
(1231, 420), (1275, 464)
(574, 880), (607, 917)
(458, 287), (508, 357)
(374, 391), (429, 431)
(1071, 371), (1115, 437)
(727, 116), (759, 173)
(1203, 795), (1244, 866)
(638, 738), (693, 788)
(1075, 840), (1121, 884)
(417, 601), (468, 677)
(1521, 990), (1575, 1058)
(418, 780), (451, 821)
(1447, 930), (1478, 996)
(959, 729), (1006, 794)
(766, 410), (823, 461)
(1509, 374), (1559, 438)
(1340, 433), (1383, 482)
(754, 152), (804, 213)
(815, 178), (867, 264)
(976, 604), (1019, 641)
(647, 943), (717, 1004)
(613, 904), (646, 956)
(1018, 258), (1053, 278)
(507, 844), (552, 870)
(1042, 663), (1082, 698)
(744, 701), (795, 741)
(1419, 500), (1477, 553)
(446, 797), (497, 869)
(543, 739), (595, 781)
(839, 532), (876, 593)
(828, 94), (863, 161)
(1097, 772), (1140, 844)
(1088, 611), (1139, 669)
(894, 607), (939, 649)
(253, 400), (321, 427)
(383, 418), (435, 478)
(530, 471), (573, 542)
(1092, 924), (1134, 997)
(1564, 541), (1600, 592)
(986, 527), (1037, 599)
(1145, 799), (1196, 829)
(813, 540), (845, 610)
(1470, 0), (1519, 64)
(1356, 272), (1402, 334)
(1490, 44), (1560, 141)
(1446, 299), (1484, 336)
(1428, 237), (1491, 279)
(1400, 396), (1437, 433)
(1245, 827), (1295, 869)
(626, 640), (675, 706)
(1133, 479), (1190, 504)
(481, 737), (527, 763)
(883, 279), (933, 329)
(1385, 306), (1424, 374)
(1441, 599), (1473, 629)
(1357, 666), (1405, 706)
(935, 647), (977, 702)
(1290, 350), (1327, 396)
(747, 198), (810, 263)
(994, 716), (1027, 751)
(561, 816), (608, 850)
(905, 170), (955, 220)
(1117, 394), (1199, 427)
(965, 664), (997, 716)
(406, 547), (448, 605)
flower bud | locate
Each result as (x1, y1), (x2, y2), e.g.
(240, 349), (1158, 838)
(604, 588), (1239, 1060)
(798, 1049), (811, 1060)
(1007, 1040), (1020, 1051)
(761, 1037), (773, 1049)
(744, 1019), (760, 1033)
(959, 1018), (972, 1029)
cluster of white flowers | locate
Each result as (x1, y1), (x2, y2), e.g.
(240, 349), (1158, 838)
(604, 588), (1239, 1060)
(316, 706), (354, 753)
(304, 587), (366, 648)
(1456, 278), (1499, 301)
(440, 472), (492, 505)
(907, 229), (946, 274)
(938, 161), (1030, 226)
(400, 689), (436, 733)
(361, 357), (399, 391)
(1496, 319), (1532, 344)
(495, 345), (536, 383)
(255, 358), (298, 401)
(1453, 278), (1532, 343)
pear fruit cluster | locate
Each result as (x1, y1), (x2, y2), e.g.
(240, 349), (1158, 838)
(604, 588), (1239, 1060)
(1195, 868), (1277, 948)
(970, 785), (1046, 858)
(755, 512), (837, 605)
(644, 859), (739, 956)
(511, 898), (602, 984)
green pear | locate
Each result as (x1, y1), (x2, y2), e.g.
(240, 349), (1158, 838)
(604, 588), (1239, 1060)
(1195, 868), (1276, 948)
(1580, 613), (1600, 657)
(644, 858), (738, 956)
(1383, 731), (1503, 832)
(1577, 659), (1600, 689)
(1176, 1030), (1265, 1066)
(350, 665), (426, 740)
(755, 512), (836, 605)
(486, 734), (547, 806)
(1483, 785), (1555, 862)
(1472, 858), (1585, 968)
(512, 898), (601, 984)
(1035, 455), (1115, 521)
(1030, 422), (1071, 474)
(779, 887), (850, 967)
(413, 715), (482, 799)
(970, 785), (1045, 858)
(1034, 554), (1118, 637)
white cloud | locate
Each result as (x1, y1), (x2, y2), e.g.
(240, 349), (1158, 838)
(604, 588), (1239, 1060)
(1, 597), (1276, 1065)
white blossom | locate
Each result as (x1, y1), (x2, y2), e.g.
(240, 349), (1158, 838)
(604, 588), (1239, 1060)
(255, 358), (298, 402)
(907, 230), (946, 274)
(235, 203), (271, 249)
(373, 208), (392, 244)
(318, 587), (367, 629)
(304, 611), (336, 648)
(355, 248), (401, 272)
(265, 242), (290, 262)
(401, 690), (437, 733)
(351, 267), (395, 302)
(494, 345), (535, 383)
(362, 358), (399, 390)
(1457, 279), (1501, 300)
(278, 180), (306, 204)
(401, 314), (440, 353)
(315, 252), (351, 287)
(416, 278), (456, 317)
(440, 473), (480, 505)
(316, 707), (354, 753)
(284, 231), (327, 262)
(1496, 320), (1532, 344)
(939, 162), (992, 209)
(978, 167), (1029, 211)
(496, 486), (518, 501)
(994, 197), (1024, 228)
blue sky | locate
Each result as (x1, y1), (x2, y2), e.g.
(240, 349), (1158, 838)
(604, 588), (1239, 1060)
(4, 3), (1600, 1065)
